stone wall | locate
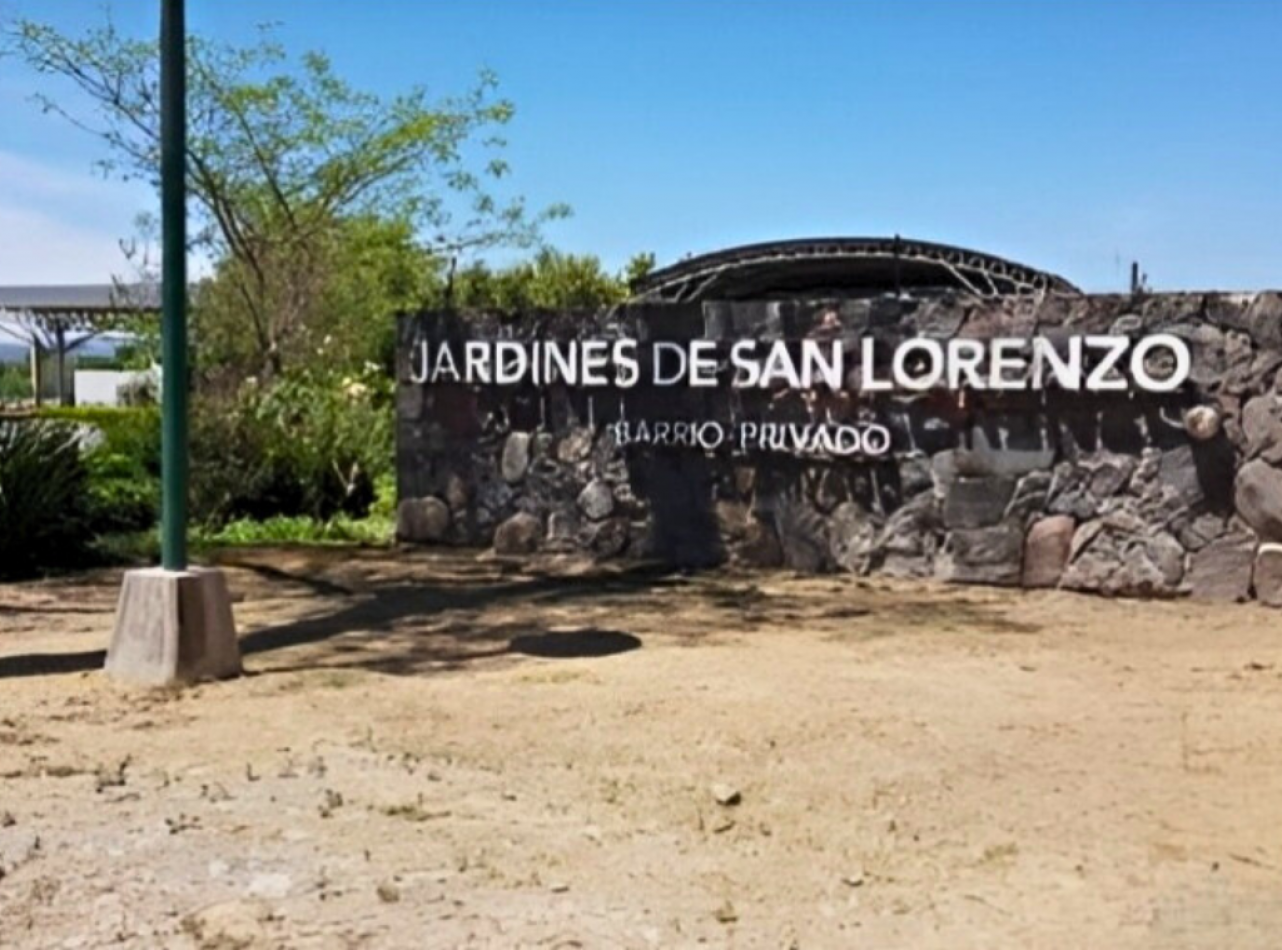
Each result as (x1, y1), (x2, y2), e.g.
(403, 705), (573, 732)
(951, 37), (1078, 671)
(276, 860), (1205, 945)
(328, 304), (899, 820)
(396, 290), (1282, 602)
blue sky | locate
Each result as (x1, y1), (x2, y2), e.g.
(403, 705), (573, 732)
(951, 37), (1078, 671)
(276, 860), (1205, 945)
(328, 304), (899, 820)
(0, 0), (1278, 290)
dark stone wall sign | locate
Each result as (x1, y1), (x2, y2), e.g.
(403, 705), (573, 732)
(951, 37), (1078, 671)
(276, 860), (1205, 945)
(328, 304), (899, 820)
(395, 289), (1282, 603)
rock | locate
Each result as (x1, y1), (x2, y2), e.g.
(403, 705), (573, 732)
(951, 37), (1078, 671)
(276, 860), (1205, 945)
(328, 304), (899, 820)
(1022, 516), (1074, 588)
(546, 508), (580, 549)
(493, 512), (542, 555)
(500, 431), (532, 483)
(396, 496), (451, 543)
(1178, 512), (1226, 552)
(1253, 543), (1282, 607)
(1157, 445), (1203, 503)
(556, 427), (594, 463)
(584, 517), (629, 558)
(930, 450), (959, 497)
(1246, 291), (1282, 349)
(1110, 313), (1143, 335)
(710, 783), (741, 806)
(736, 518), (783, 567)
(944, 475), (1016, 529)
(899, 454), (934, 495)
(1174, 323), (1231, 390)
(814, 468), (847, 512)
(1235, 459), (1282, 541)
(772, 494), (830, 572)
(829, 502), (878, 574)
(714, 500), (751, 542)
(875, 493), (941, 577)
(577, 479), (615, 520)
(1088, 457), (1135, 498)
(1220, 329), (1257, 394)
(444, 473), (471, 512)
(1184, 405), (1221, 442)
(474, 474), (515, 525)
(1004, 471), (1052, 523)
(1241, 395), (1282, 463)
(1048, 464), (1097, 520)
(1144, 531), (1186, 588)
(1061, 518), (1184, 597)
(1188, 533), (1255, 601)
(937, 523), (1023, 586)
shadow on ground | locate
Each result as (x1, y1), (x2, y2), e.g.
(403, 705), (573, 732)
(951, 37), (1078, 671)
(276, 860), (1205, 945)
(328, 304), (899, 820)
(0, 558), (669, 680)
(0, 548), (1043, 681)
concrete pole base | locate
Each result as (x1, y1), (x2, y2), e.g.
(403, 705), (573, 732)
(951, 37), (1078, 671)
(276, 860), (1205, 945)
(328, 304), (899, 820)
(106, 566), (241, 686)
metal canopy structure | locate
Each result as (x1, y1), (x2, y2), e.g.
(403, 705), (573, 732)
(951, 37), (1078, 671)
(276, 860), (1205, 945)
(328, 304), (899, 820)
(632, 236), (1080, 303)
(0, 284), (159, 314)
(0, 284), (158, 406)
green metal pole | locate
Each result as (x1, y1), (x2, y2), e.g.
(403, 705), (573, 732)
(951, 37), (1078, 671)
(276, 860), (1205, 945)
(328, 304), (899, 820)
(160, 0), (188, 571)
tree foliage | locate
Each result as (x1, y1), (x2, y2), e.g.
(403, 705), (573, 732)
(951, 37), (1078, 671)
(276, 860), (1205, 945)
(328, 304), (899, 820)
(444, 249), (656, 312)
(5, 16), (567, 377)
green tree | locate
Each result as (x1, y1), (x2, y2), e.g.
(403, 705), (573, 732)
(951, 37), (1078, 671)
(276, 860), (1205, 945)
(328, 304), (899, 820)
(193, 213), (433, 386)
(5, 17), (567, 378)
(445, 249), (656, 312)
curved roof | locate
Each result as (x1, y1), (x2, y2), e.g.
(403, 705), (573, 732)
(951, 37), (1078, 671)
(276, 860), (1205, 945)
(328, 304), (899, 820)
(632, 237), (1079, 302)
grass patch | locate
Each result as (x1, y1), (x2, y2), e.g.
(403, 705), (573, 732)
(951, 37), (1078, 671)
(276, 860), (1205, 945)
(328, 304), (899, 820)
(196, 513), (393, 547)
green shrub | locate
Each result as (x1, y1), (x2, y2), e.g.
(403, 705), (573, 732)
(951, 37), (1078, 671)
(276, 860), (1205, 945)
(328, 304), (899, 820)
(195, 512), (392, 546)
(0, 419), (93, 577)
(38, 406), (161, 534)
(37, 406), (161, 472)
(191, 365), (393, 526)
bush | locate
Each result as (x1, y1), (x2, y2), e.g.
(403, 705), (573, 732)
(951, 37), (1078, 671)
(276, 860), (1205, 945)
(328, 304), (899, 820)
(191, 364), (393, 526)
(0, 419), (93, 577)
(37, 406), (161, 471)
(38, 406), (160, 534)
(195, 512), (392, 547)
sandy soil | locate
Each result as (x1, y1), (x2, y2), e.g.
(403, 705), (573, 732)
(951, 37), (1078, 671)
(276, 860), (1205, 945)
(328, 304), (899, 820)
(2, 547), (1281, 949)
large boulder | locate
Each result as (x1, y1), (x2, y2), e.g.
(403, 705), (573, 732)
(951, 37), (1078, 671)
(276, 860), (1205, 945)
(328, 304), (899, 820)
(1188, 533), (1255, 602)
(772, 494), (830, 572)
(1061, 514), (1185, 597)
(396, 496), (450, 543)
(829, 502), (878, 574)
(937, 523), (1023, 586)
(577, 479), (615, 521)
(584, 517), (629, 558)
(1241, 395), (1282, 463)
(874, 492), (941, 578)
(1234, 459), (1282, 541)
(493, 512), (542, 555)
(736, 517), (784, 568)
(1246, 291), (1282, 349)
(500, 432), (532, 483)
(556, 427), (594, 463)
(1157, 445), (1203, 503)
(1022, 516), (1074, 588)
(1253, 543), (1282, 607)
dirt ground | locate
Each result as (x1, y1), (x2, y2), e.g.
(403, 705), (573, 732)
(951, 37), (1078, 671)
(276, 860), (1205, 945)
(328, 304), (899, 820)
(2, 547), (1281, 949)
